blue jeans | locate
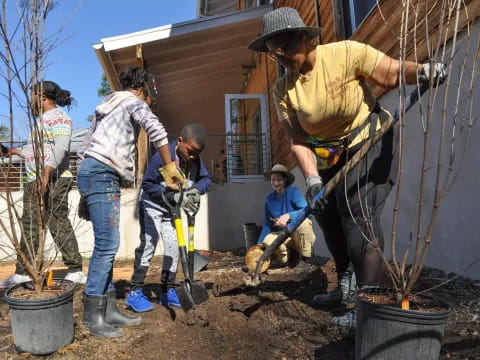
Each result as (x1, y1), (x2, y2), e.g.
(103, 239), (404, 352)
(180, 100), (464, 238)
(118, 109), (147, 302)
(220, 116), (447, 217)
(77, 157), (121, 296)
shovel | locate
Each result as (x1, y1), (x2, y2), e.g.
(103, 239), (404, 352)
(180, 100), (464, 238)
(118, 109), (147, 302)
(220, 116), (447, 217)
(245, 83), (431, 288)
(161, 189), (207, 312)
(185, 209), (209, 304)
(186, 209), (211, 274)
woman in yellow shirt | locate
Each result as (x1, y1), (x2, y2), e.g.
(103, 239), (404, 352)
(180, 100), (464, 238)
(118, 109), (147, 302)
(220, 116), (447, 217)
(248, 7), (446, 313)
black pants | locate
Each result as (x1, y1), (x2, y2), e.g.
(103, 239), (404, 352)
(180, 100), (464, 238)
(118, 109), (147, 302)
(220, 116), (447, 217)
(314, 114), (398, 287)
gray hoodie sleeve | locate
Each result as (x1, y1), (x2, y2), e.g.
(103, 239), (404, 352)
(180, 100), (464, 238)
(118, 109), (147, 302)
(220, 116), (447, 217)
(128, 100), (168, 148)
(44, 109), (72, 169)
(46, 134), (70, 168)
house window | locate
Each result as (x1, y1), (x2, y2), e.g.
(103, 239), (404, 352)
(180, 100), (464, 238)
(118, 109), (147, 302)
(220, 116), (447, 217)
(240, 0), (272, 10)
(224, 94), (270, 182)
(337, 0), (377, 38)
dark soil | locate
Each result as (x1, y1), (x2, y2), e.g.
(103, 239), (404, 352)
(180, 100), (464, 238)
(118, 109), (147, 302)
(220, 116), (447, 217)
(0, 252), (478, 359)
(7, 280), (75, 301)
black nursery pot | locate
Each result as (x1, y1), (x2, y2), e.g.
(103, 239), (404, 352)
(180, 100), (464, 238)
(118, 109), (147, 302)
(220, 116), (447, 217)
(355, 288), (450, 360)
(4, 279), (76, 355)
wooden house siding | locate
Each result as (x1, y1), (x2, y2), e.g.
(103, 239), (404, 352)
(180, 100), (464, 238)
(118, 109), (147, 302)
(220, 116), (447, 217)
(245, 0), (320, 169)
(244, 0), (480, 171)
(245, 54), (296, 168)
(353, 0), (480, 56)
(351, 0), (480, 97)
(318, 0), (337, 43)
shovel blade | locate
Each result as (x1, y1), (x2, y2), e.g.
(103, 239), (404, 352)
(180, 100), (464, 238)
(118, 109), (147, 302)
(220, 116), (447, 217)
(193, 250), (210, 274)
(191, 280), (209, 305)
(176, 282), (195, 312)
(176, 280), (209, 311)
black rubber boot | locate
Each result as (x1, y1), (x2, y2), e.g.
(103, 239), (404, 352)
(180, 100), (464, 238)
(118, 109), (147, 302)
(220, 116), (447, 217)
(83, 294), (122, 338)
(287, 248), (300, 268)
(295, 256), (314, 270)
(105, 290), (143, 327)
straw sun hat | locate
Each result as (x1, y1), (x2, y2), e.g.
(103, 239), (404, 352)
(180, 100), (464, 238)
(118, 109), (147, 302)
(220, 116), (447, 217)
(248, 7), (321, 53)
(267, 164), (295, 186)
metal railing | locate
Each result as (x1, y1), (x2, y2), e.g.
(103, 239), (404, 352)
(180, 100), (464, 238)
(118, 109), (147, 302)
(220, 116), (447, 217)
(201, 133), (269, 183)
(0, 141), (25, 191)
(1, 132), (271, 191)
(225, 133), (269, 182)
(0, 151), (79, 192)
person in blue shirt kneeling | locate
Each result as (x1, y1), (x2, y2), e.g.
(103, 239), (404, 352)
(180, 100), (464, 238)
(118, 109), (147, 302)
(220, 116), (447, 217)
(259, 164), (316, 267)
(126, 123), (211, 312)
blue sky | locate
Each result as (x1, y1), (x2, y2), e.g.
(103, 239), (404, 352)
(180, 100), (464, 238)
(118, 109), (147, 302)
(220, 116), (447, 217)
(1, 0), (197, 138)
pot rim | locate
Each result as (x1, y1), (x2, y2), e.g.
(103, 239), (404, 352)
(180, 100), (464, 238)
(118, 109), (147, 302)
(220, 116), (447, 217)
(4, 278), (76, 307)
(356, 287), (450, 317)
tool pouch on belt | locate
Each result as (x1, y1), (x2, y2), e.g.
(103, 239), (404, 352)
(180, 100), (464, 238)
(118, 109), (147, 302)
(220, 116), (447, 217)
(306, 138), (346, 170)
(307, 103), (381, 170)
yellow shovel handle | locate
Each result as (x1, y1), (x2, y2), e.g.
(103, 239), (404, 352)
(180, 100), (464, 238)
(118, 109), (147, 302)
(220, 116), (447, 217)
(174, 218), (185, 247)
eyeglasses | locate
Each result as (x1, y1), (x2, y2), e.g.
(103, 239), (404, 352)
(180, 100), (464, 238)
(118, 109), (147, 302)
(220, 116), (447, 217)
(187, 148), (202, 158)
(267, 48), (288, 62)
(266, 32), (302, 62)
(183, 142), (203, 159)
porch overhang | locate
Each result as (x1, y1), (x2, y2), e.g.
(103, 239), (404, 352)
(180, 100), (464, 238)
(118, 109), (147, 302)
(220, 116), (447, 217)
(93, 5), (272, 136)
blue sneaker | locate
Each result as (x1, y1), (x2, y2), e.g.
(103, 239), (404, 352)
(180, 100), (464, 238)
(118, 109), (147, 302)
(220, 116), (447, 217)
(125, 289), (153, 312)
(159, 288), (181, 308)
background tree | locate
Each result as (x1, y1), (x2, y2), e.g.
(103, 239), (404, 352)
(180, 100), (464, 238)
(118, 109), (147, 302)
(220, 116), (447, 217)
(97, 73), (112, 97)
(0, 125), (8, 140)
(86, 73), (112, 122)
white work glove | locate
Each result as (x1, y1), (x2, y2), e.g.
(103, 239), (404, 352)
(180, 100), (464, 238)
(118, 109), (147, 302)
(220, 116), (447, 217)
(182, 187), (201, 213)
(419, 62), (447, 87)
(305, 175), (325, 211)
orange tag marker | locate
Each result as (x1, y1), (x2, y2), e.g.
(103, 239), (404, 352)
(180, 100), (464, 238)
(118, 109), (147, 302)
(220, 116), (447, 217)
(401, 297), (410, 310)
(46, 271), (53, 286)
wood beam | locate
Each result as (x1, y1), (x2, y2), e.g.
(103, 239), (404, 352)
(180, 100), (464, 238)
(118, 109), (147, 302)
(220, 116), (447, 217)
(135, 43), (148, 186)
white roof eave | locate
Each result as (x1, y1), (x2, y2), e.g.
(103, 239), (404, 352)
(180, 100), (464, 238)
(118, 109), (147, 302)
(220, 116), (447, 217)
(96, 5), (272, 52)
(93, 43), (121, 91)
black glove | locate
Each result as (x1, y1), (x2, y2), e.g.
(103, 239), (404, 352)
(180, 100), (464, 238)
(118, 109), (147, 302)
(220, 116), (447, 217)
(78, 196), (90, 221)
(305, 175), (325, 212)
(0, 144), (9, 156)
(182, 188), (201, 213)
(419, 62), (447, 87)
(163, 189), (181, 205)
